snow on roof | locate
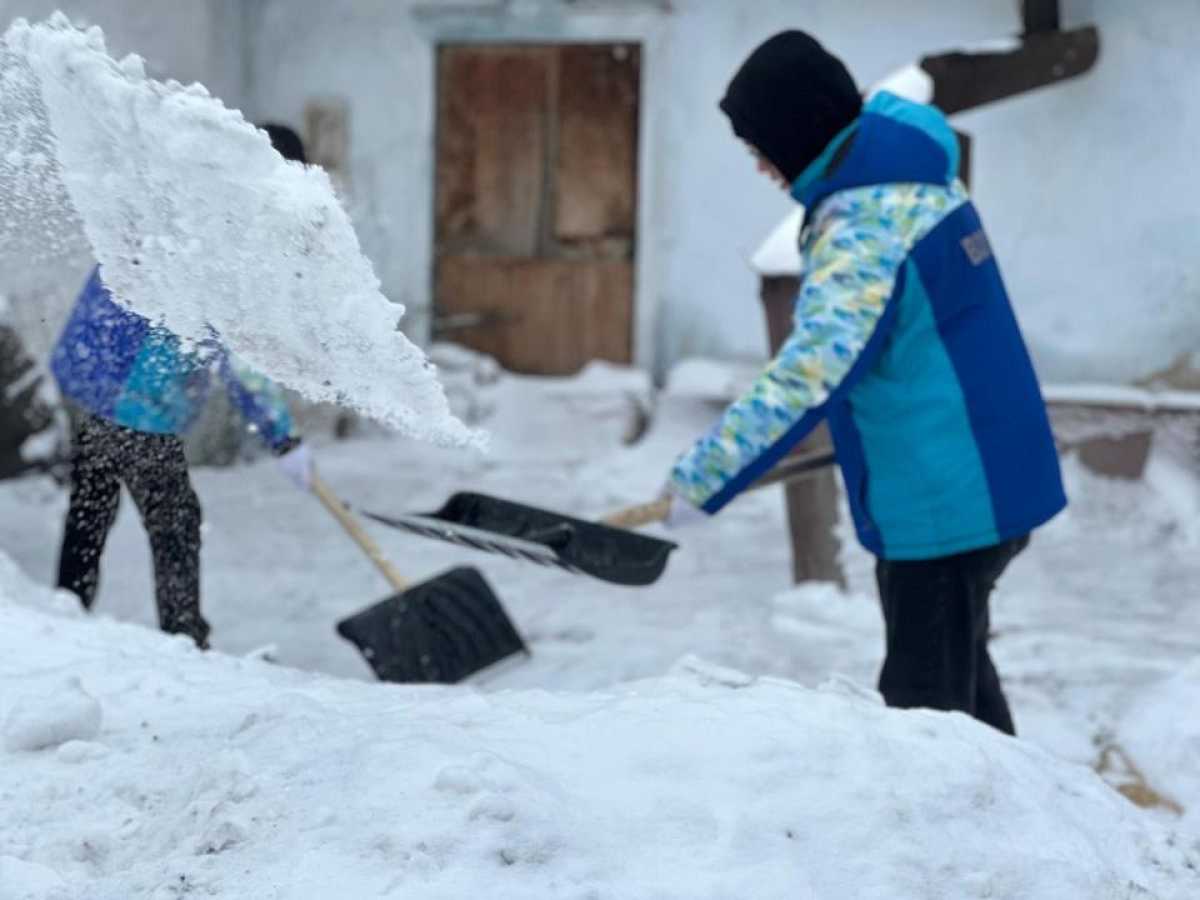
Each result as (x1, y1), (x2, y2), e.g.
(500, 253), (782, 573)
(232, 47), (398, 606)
(750, 206), (805, 276)
(664, 357), (757, 400)
(1043, 383), (1200, 413)
(865, 62), (934, 104)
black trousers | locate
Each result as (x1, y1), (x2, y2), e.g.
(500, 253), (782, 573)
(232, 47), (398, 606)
(56, 414), (209, 648)
(875, 536), (1028, 735)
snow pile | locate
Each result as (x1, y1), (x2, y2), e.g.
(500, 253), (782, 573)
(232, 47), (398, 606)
(3, 676), (101, 752)
(430, 345), (652, 463)
(663, 356), (760, 402)
(1, 554), (1197, 898)
(1044, 383), (1200, 413)
(1119, 659), (1200, 833)
(0, 856), (73, 900)
(0, 14), (473, 447)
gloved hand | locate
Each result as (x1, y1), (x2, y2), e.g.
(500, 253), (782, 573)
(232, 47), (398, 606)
(276, 441), (314, 491)
(661, 486), (709, 530)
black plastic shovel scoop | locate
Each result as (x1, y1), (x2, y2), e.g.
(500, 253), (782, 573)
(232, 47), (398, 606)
(360, 495), (678, 586)
(357, 451), (838, 587)
(311, 474), (528, 684)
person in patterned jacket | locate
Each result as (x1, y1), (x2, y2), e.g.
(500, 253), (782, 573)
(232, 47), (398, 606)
(50, 126), (315, 649)
(664, 32), (1066, 734)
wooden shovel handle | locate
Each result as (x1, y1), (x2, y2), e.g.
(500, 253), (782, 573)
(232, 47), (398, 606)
(602, 497), (672, 529)
(601, 450), (837, 529)
(311, 472), (410, 591)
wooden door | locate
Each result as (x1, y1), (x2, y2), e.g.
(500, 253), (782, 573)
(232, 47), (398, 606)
(434, 44), (640, 374)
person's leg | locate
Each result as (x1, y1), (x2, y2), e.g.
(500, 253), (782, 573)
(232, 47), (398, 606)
(973, 635), (1014, 736)
(967, 536), (1029, 736)
(120, 430), (208, 648)
(875, 537), (1028, 734)
(875, 554), (977, 714)
(56, 415), (122, 610)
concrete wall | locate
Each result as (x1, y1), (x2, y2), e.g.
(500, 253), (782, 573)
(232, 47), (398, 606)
(242, 0), (1022, 373)
(243, 0), (1200, 385)
(5, 0), (1197, 385)
(958, 0), (1200, 385)
(0, 0), (245, 103)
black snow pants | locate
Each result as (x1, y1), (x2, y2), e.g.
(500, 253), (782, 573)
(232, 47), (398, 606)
(56, 413), (209, 648)
(874, 536), (1028, 736)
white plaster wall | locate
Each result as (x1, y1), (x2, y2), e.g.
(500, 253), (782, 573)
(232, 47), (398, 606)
(245, 0), (1200, 385)
(647, 0), (1018, 368)
(958, 0), (1200, 384)
(242, 0), (671, 359)
(630, 0), (1200, 384)
(243, 0), (1023, 370)
(7, 1), (1196, 384)
(0, 0), (245, 104)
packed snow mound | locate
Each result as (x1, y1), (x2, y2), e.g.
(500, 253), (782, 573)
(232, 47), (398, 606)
(2, 557), (1196, 899)
(0, 14), (475, 447)
(664, 357), (759, 402)
(427, 346), (652, 460)
(0, 855), (72, 900)
(1119, 659), (1200, 834)
(3, 675), (101, 752)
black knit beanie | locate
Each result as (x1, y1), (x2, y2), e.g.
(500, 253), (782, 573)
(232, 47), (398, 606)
(719, 31), (862, 184)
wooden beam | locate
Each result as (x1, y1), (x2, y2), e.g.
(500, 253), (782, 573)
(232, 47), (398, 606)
(1022, 0), (1061, 35)
(955, 130), (972, 189)
(922, 25), (1099, 115)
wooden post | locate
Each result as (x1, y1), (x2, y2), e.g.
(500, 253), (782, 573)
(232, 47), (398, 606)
(760, 276), (845, 587)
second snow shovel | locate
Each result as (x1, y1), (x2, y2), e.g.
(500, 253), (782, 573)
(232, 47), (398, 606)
(358, 450), (837, 586)
(310, 473), (528, 684)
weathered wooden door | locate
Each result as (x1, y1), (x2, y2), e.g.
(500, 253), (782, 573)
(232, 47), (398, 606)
(434, 44), (639, 374)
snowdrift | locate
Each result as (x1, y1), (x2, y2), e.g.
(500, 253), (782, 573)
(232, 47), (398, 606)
(1119, 659), (1200, 835)
(0, 14), (473, 447)
(1, 553), (1195, 899)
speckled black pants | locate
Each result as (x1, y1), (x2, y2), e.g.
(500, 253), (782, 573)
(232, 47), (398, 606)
(875, 536), (1029, 736)
(56, 414), (209, 648)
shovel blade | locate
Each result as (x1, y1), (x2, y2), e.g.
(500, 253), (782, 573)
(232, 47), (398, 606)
(336, 566), (528, 684)
(429, 493), (678, 586)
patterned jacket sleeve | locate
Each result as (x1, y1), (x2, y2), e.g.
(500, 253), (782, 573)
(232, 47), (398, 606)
(217, 353), (299, 454)
(669, 200), (908, 513)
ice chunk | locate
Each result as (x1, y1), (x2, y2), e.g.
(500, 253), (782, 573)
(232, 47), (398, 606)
(1, 16), (478, 447)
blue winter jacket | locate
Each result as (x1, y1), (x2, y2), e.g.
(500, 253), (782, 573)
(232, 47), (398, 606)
(51, 267), (297, 451)
(671, 92), (1066, 560)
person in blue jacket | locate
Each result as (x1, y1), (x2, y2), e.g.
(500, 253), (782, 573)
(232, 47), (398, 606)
(664, 32), (1066, 734)
(50, 125), (314, 649)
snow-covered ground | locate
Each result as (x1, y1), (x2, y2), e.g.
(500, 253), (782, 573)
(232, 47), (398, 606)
(2, 360), (1199, 897)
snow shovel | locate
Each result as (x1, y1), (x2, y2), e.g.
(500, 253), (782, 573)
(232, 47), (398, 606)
(357, 449), (837, 586)
(310, 473), (528, 684)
